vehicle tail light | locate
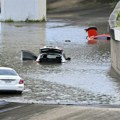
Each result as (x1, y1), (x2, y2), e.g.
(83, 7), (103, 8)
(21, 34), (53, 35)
(19, 79), (24, 84)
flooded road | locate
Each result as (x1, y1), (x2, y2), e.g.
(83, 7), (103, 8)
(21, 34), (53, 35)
(0, 20), (120, 105)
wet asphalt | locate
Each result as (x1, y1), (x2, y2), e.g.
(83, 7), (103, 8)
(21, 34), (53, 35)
(1, 101), (120, 120)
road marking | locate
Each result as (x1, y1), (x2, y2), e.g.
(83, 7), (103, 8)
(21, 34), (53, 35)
(0, 106), (22, 113)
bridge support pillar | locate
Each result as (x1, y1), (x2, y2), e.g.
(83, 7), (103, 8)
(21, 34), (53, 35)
(0, 0), (46, 22)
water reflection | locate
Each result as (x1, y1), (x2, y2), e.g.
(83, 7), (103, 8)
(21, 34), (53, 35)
(0, 21), (120, 105)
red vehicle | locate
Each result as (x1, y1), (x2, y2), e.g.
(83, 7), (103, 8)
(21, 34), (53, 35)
(85, 27), (111, 44)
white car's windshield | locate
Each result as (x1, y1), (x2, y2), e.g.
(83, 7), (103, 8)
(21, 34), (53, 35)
(0, 69), (18, 76)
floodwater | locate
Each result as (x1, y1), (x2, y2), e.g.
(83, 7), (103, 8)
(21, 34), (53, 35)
(0, 20), (120, 105)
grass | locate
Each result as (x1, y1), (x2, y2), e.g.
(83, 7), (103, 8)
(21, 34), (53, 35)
(25, 17), (46, 23)
(4, 18), (14, 22)
(117, 21), (120, 26)
(117, 11), (120, 26)
(0, 17), (46, 23)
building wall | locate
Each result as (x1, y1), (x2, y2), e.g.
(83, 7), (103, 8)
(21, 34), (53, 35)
(0, 0), (46, 21)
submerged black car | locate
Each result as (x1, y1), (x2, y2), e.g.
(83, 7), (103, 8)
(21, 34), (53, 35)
(21, 46), (71, 64)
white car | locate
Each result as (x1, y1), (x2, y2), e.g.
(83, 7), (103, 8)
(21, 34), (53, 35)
(0, 67), (24, 94)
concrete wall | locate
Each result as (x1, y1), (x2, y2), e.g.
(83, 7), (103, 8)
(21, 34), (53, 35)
(109, 1), (120, 75)
(0, 0), (46, 21)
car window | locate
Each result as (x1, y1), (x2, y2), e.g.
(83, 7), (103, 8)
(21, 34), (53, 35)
(48, 54), (61, 59)
(0, 69), (18, 76)
(95, 36), (107, 40)
(47, 54), (58, 59)
(41, 53), (61, 59)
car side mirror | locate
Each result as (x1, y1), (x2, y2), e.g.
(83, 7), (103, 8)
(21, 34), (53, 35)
(66, 57), (71, 60)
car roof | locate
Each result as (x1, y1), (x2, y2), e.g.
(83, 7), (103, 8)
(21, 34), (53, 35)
(95, 34), (111, 37)
(0, 67), (15, 70)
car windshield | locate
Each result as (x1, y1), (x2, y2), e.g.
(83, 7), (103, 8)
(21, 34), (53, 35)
(0, 69), (18, 76)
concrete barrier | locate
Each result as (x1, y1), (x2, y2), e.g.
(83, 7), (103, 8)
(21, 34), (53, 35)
(109, 1), (120, 75)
